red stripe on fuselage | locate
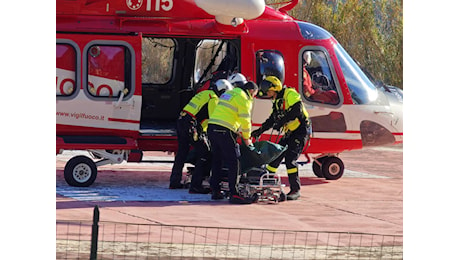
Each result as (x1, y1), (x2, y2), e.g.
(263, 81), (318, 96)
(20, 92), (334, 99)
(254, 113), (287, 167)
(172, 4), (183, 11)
(108, 118), (140, 124)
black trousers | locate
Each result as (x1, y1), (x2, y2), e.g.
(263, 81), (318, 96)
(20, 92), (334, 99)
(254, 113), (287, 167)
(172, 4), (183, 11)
(171, 113), (212, 187)
(170, 114), (194, 186)
(207, 124), (240, 195)
(190, 135), (212, 189)
(268, 123), (310, 191)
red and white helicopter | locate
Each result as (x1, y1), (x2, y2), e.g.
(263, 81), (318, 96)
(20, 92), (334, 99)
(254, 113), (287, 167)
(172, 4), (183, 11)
(56, 0), (403, 186)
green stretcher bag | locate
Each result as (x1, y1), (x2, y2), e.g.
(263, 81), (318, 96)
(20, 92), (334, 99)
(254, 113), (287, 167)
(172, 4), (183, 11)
(239, 141), (286, 173)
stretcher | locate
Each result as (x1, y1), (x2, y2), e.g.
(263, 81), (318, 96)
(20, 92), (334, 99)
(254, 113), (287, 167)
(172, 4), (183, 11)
(235, 140), (287, 203)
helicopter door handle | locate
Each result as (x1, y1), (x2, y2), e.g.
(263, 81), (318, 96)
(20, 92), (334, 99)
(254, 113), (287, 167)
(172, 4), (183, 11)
(373, 111), (393, 115)
(113, 88), (134, 108)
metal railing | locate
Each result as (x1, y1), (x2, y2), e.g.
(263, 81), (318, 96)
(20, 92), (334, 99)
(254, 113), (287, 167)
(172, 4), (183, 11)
(56, 206), (402, 259)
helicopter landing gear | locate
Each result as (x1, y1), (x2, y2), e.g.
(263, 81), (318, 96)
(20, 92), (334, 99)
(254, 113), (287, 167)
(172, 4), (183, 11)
(63, 149), (129, 187)
(64, 156), (97, 187)
(312, 154), (345, 180)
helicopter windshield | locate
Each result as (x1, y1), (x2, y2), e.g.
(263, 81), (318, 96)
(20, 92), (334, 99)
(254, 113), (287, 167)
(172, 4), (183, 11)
(296, 21), (332, 40)
(334, 43), (378, 104)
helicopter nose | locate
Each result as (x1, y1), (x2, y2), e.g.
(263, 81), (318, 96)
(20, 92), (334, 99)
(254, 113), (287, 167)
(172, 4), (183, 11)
(386, 87), (403, 144)
(362, 87), (403, 147)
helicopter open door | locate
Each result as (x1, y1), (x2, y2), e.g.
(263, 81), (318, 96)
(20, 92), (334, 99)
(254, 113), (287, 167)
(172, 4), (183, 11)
(135, 36), (241, 152)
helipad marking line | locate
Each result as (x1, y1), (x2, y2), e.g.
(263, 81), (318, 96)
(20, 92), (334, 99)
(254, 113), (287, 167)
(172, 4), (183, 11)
(56, 151), (390, 202)
(56, 185), (212, 202)
(56, 170), (388, 203)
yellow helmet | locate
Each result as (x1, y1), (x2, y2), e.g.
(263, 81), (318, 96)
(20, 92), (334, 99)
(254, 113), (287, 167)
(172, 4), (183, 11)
(260, 76), (283, 94)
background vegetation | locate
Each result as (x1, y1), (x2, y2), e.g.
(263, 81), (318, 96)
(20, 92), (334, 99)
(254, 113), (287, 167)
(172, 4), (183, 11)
(267, 0), (403, 89)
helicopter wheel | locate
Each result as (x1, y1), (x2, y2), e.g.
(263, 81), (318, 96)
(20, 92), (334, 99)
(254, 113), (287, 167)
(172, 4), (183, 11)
(64, 155), (98, 187)
(321, 156), (344, 180)
(312, 157), (325, 178)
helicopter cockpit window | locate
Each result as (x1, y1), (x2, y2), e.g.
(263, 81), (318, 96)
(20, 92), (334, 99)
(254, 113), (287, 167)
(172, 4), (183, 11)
(142, 37), (175, 84)
(256, 50), (285, 88)
(194, 39), (238, 88)
(301, 50), (340, 105)
(334, 43), (378, 104)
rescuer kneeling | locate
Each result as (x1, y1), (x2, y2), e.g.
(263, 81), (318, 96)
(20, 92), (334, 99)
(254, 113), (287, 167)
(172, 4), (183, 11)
(169, 78), (233, 193)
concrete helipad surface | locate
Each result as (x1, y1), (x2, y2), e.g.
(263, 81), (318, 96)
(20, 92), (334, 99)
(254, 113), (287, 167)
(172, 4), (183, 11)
(56, 144), (402, 236)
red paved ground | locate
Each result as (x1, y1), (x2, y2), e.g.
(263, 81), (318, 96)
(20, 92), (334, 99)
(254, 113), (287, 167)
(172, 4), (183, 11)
(56, 145), (403, 236)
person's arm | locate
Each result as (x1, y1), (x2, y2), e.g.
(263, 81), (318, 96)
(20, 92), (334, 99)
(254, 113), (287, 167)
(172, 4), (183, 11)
(282, 101), (303, 123)
(251, 112), (275, 138)
(243, 138), (253, 147)
(303, 67), (315, 97)
(239, 102), (252, 141)
(207, 96), (219, 117)
(273, 91), (303, 129)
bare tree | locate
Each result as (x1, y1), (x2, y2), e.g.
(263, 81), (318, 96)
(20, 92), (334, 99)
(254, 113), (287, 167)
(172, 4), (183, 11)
(267, 0), (403, 88)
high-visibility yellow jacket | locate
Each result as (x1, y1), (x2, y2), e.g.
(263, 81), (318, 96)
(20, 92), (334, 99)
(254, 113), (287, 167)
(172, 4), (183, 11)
(208, 88), (253, 139)
(274, 88), (309, 132)
(182, 90), (218, 131)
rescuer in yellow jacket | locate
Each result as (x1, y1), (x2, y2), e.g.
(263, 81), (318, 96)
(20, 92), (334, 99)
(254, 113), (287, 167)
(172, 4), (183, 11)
(251, 76), (312, 200)
(170, 79), (233, 194)
(208, 78), (259, 204)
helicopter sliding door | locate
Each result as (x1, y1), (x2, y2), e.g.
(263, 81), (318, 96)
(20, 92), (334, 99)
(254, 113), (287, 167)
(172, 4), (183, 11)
(139, 37), (178, 135)
(56, 33), (142, 138)
(139, 36), (240, 136)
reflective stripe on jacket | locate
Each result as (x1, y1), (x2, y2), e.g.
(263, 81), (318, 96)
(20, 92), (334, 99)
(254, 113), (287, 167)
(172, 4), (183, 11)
(209, 88), (253, 139)
(278, 88), (309, 132)
(182, 90), (218, 131)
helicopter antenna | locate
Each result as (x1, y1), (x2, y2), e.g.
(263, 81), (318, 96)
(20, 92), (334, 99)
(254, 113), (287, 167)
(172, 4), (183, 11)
(267, 0), (299, 13)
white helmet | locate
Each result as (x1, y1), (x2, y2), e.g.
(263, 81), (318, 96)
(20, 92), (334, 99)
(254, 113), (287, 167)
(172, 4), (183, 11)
(227, 73), (247, 88)
(214, 79), (233, 96)
(303, 51), (312, 65)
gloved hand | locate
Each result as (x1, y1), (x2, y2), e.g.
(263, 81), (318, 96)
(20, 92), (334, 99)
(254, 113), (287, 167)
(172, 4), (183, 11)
(273, 121), (283, 131)
(251, 128), (264, 138)
(244, 138), (253, 147)
(273, 116), (289, 131)
(247, 143), (260, 155)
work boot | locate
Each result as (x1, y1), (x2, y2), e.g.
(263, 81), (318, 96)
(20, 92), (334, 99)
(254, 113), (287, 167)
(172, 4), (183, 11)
(286, 189), (301, 200)
(287, 172), (301, 200)
(229, 194), (253, 204)
(211, 190), (224, 200)
(169, 183), (184, 189)
(189, 186), (211, 194)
